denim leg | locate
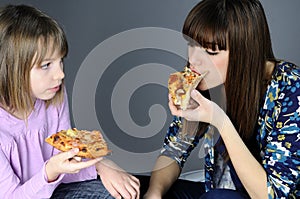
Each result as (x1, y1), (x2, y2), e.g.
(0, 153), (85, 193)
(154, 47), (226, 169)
(51, 179), (114, 199)
(135, 175), (206, 199)
(199, 189), (250, 199)
(164, 179), (206, 199)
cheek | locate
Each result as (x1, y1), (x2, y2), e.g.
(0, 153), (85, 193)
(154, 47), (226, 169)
(29, 71), (43, 92)
(212, 58), (228, 82)
(217, 64), (227, 82)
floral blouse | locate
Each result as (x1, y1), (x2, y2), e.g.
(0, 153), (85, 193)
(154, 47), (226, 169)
(161, 61), (300, 198)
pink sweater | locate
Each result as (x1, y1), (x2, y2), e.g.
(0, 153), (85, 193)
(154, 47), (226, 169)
(0, 91), (97, 199)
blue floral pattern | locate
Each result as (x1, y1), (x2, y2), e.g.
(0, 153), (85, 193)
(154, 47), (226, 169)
(258, 61), (300, 198)
(161, 61), (300, 198)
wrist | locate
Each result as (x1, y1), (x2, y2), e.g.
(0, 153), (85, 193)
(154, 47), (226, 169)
(45, 161), (60, 182)
(143, 190), (162, 199)
(211, 104), (227, 130)
(95, 158), (112, 175)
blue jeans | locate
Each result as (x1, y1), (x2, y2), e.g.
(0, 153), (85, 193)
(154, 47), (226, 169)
(199, 189), (249, 199)
(50, 179), (114, 199)
(137, 175), (250, 199)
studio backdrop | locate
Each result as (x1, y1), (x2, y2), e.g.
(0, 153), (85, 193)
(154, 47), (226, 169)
(1, 0), (299, 176)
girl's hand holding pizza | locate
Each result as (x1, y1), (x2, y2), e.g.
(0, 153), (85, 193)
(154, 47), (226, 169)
(169, 89), (224, 129)
(45, 148), (102, 182)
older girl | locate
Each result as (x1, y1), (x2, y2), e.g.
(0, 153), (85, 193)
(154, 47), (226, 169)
(144, 0), (299, 198)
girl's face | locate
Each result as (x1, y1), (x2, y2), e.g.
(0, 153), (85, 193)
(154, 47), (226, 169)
(188, 45), (229, 90)
(30, 49), (65, 101)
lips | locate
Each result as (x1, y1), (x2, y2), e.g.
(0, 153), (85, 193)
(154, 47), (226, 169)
(192, 68), (207, 76)
(191, 69), (200, 75)
(50, 85), (61, 92)
(189, 65), (200, 74)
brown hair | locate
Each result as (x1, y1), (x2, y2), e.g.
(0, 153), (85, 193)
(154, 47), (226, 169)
(183, 0), (275, 158)
(0, 4), (68, 116)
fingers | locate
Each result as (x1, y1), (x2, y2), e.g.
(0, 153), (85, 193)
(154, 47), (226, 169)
(187, 98), (199, 109)
(190, 89), (203, 103)
(70, 157), (103, 171)
(123, 176), (140, 199)
(59, 149), (102, 171)
(168, 94), (183, 117)
(103, 174), (140, 199)
(103, 182), (121, 199)
(130, 176), (140, 199)
(64, 148), (80, 160)
(113, 176), (140, 199)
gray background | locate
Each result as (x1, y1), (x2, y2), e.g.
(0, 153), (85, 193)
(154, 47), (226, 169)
(1, 0), (299, 175)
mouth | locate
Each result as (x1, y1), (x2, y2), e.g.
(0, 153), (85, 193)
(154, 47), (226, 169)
(191, 68), (208, 77)
(189, 65), (205, 76)
(50, 85), (61, 92)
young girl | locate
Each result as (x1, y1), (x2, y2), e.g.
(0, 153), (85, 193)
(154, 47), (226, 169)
(144, 0), (299, 198)
(0, 4), (139, 199)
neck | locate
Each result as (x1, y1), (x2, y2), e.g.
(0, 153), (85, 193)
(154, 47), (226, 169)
(266, 61), (275, 76)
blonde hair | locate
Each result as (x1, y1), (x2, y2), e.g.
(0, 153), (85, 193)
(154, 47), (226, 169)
(0, 5), (68, 116)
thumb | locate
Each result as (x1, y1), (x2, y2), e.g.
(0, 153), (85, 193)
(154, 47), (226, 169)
(190, 89), (204, 104)
(64, 148), (79, 160)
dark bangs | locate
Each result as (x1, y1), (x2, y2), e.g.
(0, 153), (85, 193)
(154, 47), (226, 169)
(182, 0), (228, 51)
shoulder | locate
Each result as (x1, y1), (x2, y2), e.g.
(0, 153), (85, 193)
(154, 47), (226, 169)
(268, 60), (300, 100)
(273, 60), (300, 84)
(262, 61), (300, 125)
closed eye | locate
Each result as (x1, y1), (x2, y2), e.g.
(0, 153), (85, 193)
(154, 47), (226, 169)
(206, 50), (218, 56)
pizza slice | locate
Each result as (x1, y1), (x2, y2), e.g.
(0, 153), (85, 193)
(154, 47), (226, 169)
(45, 128), (111, 159)
(168, 66), (207, 110)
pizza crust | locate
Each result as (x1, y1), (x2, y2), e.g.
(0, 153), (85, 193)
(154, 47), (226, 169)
(168, 66), (207, 110)
(45, 128), (111, 159)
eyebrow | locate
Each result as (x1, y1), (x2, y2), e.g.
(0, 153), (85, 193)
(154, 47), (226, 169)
(41, 56), (61, 62)
(41, 58), (54, 62)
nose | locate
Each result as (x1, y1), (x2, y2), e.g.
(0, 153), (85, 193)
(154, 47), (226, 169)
(188, 46), (202, 67)
(53, 62), (65, 80)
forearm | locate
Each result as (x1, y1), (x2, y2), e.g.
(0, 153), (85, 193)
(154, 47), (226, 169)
(96, 158), (123, 173)
(144, 155), (181, 198)
(216, 112), (267, 199)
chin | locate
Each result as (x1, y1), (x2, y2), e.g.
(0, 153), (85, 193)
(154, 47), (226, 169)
(38, 94), (56, 101)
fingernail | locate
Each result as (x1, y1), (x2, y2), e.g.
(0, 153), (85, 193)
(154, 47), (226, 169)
(72, 148), (79, 153)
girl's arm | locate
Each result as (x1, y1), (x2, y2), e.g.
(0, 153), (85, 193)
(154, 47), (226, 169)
(144, 116), (203, 198)
(143, 155), (181, 199)
(171, 90), (268, 198)
(0, 148), (61, 199)
(218, 93), (299, 198)
(217, 114), (268, 199)
(172, 89), (299, 198)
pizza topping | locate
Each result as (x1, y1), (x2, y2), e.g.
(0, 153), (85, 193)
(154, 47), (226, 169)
(168, 66), (207, 110)
(45, 128), (111, 159)
(66, 128), (78, 137)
